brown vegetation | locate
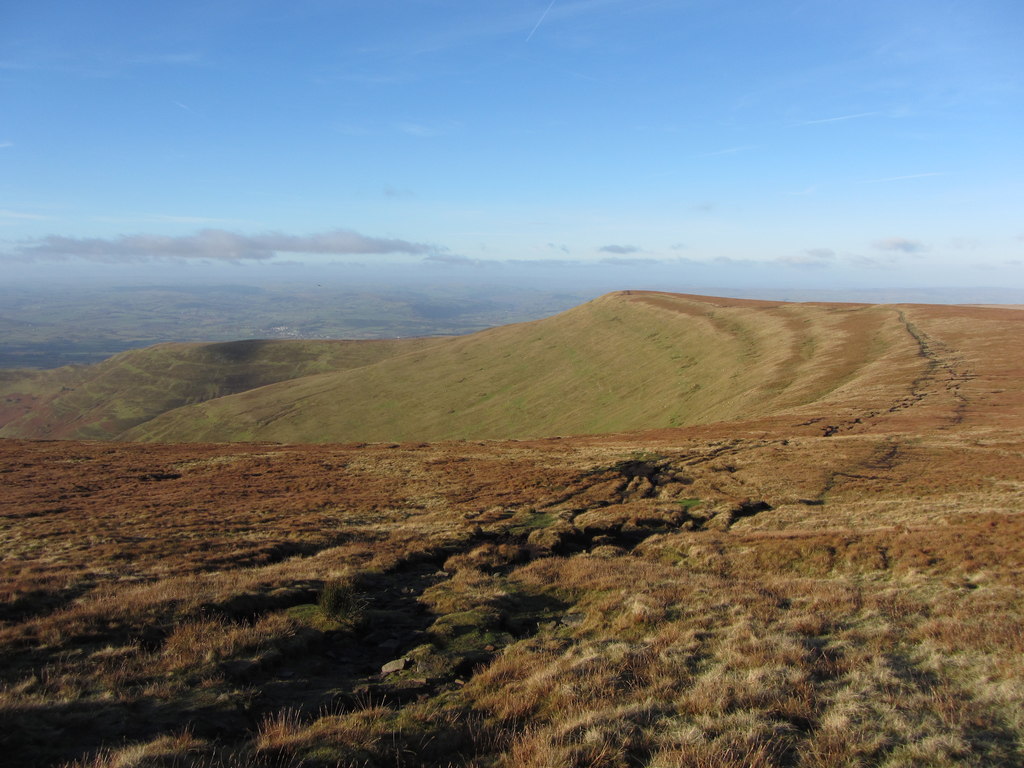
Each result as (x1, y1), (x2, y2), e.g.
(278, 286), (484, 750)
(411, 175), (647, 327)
(1, 292), (1023, 766)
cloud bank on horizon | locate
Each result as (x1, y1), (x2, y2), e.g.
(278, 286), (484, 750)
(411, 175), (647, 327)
(2, 227), (981, 293)
(1, 0), (1021, 292)
(7, 230), (433, 262)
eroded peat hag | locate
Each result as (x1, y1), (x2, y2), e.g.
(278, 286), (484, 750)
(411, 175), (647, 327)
(1, 293), (1023, 767)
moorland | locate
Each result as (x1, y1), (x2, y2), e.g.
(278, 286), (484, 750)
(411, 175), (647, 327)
(1, 290), (1022, 767)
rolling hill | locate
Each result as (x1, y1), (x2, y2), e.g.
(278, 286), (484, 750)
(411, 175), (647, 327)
(0, 336), (445, 441)
(5, 290), (1018, 444)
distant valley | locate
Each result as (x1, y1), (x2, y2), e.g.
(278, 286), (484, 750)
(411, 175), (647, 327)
(0, 283), (589, 368)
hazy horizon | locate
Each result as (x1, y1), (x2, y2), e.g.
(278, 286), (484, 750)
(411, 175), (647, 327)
(4, 275), (1022, 370)
(5, 266), (1024, 305)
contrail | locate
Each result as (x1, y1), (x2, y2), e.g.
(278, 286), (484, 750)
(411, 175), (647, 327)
(526, 0), (557, 42)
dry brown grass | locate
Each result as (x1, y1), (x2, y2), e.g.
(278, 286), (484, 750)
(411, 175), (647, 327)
(3, 427), (1022, 766)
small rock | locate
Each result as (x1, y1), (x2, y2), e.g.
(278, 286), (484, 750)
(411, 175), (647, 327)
(381, 657), (409, 675)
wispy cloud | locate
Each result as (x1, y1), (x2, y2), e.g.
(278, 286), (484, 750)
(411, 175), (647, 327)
(0, 140), (13, 149)
(949, 237), (980, 251)
(601, 256), (660, 266)
(528, 0), (637, 29)
(328, 71), (411, 86)
(776, 249), (837, 268)
(872, 237), (927, 254)
(526, 0), (558, 42)
(863, 172), (945, 183)
(0, 51), (204, 78)
(383, 185), (414, 198)
(424, 253), (487, 266)
(146, 214), (238, 224)
(3, 229), (434, 263)
(0, 209), (47, 220)
(598, 244), (640, 255)
(794, 112), (879, 126)
(86, 214), (248, 226)
(128, 52), (203, 66)
(695, 145), (754, 158)
(396, 120), (460, 138)
(397, 122), (436, 137)
(390, 0), (634, 56)
(505, 258), (583, 268)
(847, 254), (887, 268)
(805, 248), (837, 259)
(336, 122), (372, 137)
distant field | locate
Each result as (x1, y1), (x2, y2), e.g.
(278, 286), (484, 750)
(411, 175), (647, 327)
(0, 283), (588, 368)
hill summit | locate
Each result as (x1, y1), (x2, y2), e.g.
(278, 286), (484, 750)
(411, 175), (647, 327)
(1, 291), (1020, 443)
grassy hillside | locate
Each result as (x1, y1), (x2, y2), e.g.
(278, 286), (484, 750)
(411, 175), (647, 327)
(3, 291), (1020, 445)
(122, 292), (927, 443)
(0, 337), (445, 440)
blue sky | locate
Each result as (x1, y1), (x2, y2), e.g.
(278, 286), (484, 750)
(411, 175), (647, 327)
(1, 0), (1022, 295)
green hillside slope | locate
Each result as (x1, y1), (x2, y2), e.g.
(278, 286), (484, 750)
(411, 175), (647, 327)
(0, 337), (445, 440)
(120, 292), (922, 443)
